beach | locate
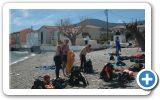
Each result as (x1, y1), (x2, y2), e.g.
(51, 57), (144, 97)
(10, 48), (141, 89)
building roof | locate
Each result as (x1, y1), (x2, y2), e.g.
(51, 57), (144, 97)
(40, 25), (59, 31)
(86, 25), (101, 29)
(110, 24), (144, 30)
(137, 25), (145, 28)
(19, 28), (37, 33)
(111, 25), (126, 30)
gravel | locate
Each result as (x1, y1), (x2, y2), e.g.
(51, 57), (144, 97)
(10, 48), (142, 89)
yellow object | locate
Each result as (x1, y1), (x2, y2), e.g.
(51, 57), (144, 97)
(66, 50), (75, 75)
(45, 83), (55, 89)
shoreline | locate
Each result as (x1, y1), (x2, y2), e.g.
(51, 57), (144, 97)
(10, 53), (36, 65)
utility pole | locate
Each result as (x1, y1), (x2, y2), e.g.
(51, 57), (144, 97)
(105, 10), (109, 41)
(132, 18), (133, 24)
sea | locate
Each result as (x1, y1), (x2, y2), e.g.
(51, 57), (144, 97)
(10, 51), (34, 64)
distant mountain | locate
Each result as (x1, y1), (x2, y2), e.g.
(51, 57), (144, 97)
(76, 19), (124, 28)
(137, 20), (145, 25)
(76, 19), (145, 28)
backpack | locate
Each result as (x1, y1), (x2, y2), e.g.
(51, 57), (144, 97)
(129, 63), (144, 72)
(51, 77), (68, 89)
(116, 61), (126, 66)
(100, 63), (114, 82)
(117, 71), (135, 83)
(130, 56), (135, 62)
(69, 66), (89, 87)
(141, 54), (145, 59)
(31, 78), (45, 89)
(134, 59), (145, 63)
(118, 56), (129, 61)
(110, 55), (115, 60)
(84, 59), (93, 74)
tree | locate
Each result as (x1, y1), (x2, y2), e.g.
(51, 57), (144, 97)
(125, 21), (145, 52)
(58, 18), (86, 45)
(99, 27), (113, 43)
(125, 31), (135, 42)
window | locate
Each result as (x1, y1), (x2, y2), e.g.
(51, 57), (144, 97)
(51, 33), (55, 40)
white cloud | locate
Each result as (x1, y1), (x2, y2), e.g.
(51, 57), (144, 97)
(13, 17), (22, 26)
(32, 14), (55, 25)
(20, 9), (30, 18)
(11, 10), (30, 26)
(117, 19), (123, 23)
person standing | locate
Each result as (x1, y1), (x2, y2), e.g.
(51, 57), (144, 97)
(115, 37), (121, 57)
(80, 44), (91, 71)
(54, 43), (62, 79)
(62, 39), (70, 76)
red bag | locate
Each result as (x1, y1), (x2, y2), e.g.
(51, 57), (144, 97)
(104, 65), (112, 80)
(135, 54), (142, 58)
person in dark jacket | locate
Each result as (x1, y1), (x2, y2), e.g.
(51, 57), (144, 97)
(54, 44), (62, 79)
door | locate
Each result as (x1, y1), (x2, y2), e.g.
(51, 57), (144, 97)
(41, 32), (43, 44)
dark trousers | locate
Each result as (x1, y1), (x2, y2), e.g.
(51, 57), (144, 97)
(116, 49), (120, 57)
(55, 64), (62, 78)
(80, 55), (86, 71)
(54, 55), (62, 78)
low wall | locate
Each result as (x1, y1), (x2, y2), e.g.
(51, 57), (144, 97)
(109, 41), (128, 48)
(40, 45), (104, 52)
(40, 45), (85, 52)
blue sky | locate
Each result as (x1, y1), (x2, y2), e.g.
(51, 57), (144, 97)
(10, 9), (145, 33)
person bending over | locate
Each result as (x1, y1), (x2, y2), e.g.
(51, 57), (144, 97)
(80, 44), (91, 71)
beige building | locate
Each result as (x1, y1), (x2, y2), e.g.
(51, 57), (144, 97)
(38, 25), (59, 46)
(84, 25), (102, 40)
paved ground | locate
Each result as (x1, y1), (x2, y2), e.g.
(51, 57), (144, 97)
(10, 48), (142, 89)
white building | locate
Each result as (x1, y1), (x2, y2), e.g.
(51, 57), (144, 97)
(111, 25), (126, 43)
(113, 35), (126, 43)
(38, 25), (60, 46)
(26, 30), (39, 48)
